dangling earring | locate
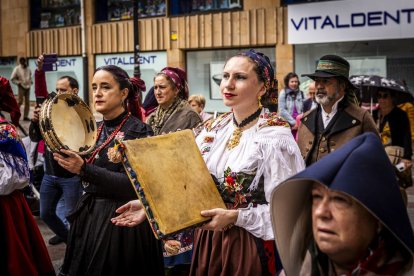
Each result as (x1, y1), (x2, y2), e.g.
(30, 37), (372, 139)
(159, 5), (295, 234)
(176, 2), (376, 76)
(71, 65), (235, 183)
(258, 95), (262, 109)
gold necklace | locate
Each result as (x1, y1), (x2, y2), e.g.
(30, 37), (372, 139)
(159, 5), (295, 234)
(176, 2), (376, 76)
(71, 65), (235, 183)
(227, 108), (262, 150)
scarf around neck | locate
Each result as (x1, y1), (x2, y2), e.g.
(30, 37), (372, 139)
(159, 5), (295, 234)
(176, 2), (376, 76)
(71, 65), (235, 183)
(149, 98), (188, 135)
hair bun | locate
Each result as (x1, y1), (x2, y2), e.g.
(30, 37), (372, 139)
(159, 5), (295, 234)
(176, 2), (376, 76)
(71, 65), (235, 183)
(130, 77), (146, 93)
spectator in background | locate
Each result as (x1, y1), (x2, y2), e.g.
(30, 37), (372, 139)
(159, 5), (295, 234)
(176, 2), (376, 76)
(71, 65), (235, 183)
(302, 81), (317, 113)
(11, 57), (32, 121)
(377, 88), (412, 165)
(188, 94), (212, 122)
(399, 101), (414, 147)
(278, 72), (305, 137)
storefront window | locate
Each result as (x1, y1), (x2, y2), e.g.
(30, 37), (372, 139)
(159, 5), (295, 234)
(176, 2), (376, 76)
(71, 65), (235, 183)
(187, 47), (275, 113)
(282, 0), (338, 5)
(95, 0), (166, 22)
(170, 0), (242, 16)
(27, 56), (85, 101)
(294, 39), (414, 94)
(31, 0), (80, 29)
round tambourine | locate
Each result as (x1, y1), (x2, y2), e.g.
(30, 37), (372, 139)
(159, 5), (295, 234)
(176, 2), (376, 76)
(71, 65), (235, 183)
(39, 93), (97, 155)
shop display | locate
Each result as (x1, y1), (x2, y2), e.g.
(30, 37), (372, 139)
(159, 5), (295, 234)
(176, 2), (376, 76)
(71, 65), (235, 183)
(38, 0), (80, 29)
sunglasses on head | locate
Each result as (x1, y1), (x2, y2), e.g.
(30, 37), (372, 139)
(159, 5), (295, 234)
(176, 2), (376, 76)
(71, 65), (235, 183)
(378, 93), (390, 99)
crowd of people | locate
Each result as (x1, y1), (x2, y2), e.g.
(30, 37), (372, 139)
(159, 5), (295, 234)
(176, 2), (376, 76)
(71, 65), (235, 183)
(0, 49), (414, 275)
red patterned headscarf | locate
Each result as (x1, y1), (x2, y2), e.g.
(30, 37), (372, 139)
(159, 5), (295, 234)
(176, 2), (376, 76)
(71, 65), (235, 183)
(159, 67), (189, 100)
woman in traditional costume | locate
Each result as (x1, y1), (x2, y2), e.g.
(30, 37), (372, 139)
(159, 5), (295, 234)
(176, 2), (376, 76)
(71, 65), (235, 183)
(55, 65), (164, 276)
(112, 50), (305, 275)
(0, 78), (55, 275)
(147, 67), (201, 276)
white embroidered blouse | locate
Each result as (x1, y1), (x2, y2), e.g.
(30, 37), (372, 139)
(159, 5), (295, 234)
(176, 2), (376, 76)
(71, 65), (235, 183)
(0, 152), (29, 195)
(196, 109), (305, 240)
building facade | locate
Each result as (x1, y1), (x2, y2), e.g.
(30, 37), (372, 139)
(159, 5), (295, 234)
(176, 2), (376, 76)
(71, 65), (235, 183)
(0, 0), (291, 113)
(1, 0), (413, 113)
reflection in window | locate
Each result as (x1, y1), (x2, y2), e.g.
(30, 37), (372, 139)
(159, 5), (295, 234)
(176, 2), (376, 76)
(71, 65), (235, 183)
(171, 0), (241, 16)
(31, 0), (81, 29)
(138, 0), (166, 17)
(96, 0), (166, 22)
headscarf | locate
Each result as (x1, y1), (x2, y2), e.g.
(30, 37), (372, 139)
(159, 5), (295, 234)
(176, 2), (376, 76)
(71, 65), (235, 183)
(0, 76), (21, 125)
(270, 133), (414, 275)
(238, 49), (278, 107)
(159, 67), (189, 100)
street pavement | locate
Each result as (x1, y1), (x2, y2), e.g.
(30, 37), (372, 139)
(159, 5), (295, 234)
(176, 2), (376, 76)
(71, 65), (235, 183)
(11, 104), (414, 274)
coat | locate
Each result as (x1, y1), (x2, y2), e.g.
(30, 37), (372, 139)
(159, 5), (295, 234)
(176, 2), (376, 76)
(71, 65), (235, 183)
(147, 105), (202, 135)
(297, 99), (378, 166)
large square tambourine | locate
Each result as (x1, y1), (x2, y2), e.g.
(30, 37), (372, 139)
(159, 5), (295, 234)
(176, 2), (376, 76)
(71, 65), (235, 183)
(122, 129), (225, 239)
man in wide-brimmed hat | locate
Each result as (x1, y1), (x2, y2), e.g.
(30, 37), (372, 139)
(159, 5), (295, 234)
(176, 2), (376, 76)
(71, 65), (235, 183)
(298, 54), (378, 166)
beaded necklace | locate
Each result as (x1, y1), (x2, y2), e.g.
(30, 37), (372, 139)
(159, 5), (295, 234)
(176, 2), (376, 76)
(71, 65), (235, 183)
(86, 112), (131, 164)
(227, 108), (262, 150)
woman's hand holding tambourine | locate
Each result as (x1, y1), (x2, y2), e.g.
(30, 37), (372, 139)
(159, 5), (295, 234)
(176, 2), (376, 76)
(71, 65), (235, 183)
(53, 149), (84, 174)
(111, 200), (146, 227)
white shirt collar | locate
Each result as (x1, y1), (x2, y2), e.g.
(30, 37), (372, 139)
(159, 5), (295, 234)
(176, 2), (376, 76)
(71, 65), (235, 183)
(321, 96), (344, 128)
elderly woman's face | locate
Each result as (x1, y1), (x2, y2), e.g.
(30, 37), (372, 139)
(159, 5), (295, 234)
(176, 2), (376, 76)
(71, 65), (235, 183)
(311, 183), (378, 267)
(220, 56), (265, 111)
(154, 75), (179, 109)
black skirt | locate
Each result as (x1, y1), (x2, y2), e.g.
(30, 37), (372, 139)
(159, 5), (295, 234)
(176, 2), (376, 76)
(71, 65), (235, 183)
(60, 194), (164, 276)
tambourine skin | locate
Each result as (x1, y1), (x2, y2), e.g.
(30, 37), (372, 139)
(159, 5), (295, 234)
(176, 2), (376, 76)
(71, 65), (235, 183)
(39, 93), (97, 155)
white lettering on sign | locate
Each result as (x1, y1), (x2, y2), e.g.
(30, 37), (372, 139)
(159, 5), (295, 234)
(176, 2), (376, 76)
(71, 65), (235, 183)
(288, 0), (414, 44)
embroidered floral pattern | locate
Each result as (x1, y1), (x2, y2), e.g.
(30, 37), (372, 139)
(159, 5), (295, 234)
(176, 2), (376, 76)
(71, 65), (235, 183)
(107, 132), (126, 163)
(203, 136), (214, 143)
(200, 146), (211, 155)
(221, 167), (252, 208)
(258, 111), (290, 129)
(0, 123), (18, 142)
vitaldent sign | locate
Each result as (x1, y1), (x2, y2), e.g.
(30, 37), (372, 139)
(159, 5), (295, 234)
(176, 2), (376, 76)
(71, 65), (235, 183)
(288, 0), (414, 44)
(28, 56), (84, 101)
(95, 52), (167, 92)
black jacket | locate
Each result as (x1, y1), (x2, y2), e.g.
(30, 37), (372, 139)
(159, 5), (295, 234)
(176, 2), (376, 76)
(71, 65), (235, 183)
(379, 107), (412, 159)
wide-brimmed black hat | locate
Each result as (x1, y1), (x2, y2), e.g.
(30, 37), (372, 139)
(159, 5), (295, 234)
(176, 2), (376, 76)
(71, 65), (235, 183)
(302, 55), (359, 104)
(302, 54), (350, 79)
